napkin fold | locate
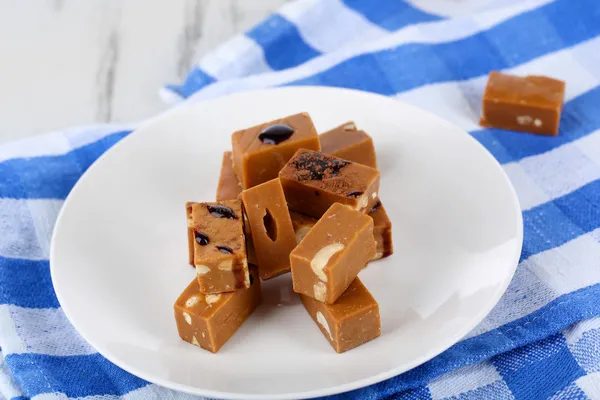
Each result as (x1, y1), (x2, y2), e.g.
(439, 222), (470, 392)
(2, 0), (600, 399)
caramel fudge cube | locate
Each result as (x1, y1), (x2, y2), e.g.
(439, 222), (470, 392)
(479, 71), (565, 136)
(241, 179), (296, 280)
(279, 149), (380, 218)
(232, 112), (320, 189)
(188, 200), (250, 293)
(174, 267), (261, 353)
(320, 122), (377, 168)
(292, 202), (393, 262)
(291, 203), (376, 304)
(370, 201), (393, 261)
(216, 151), (242, 201)
(301, 277), (380, 353)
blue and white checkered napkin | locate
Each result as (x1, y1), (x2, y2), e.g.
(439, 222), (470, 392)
(2, 0), (600, 398)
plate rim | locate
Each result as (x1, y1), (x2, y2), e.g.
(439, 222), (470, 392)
(50, 86), (523, 400)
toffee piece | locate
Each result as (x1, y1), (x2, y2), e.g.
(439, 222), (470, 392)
(301, 277), (380, 353)
(216, 151), (242, 201)
(231, 112), (320, 189)
(291, 202), (393, 261)
(290, 203), (376, 304)
(320, 121), (377, 168)
(279, 149), (380, 218)
(479, 71), (565, 136)
(241, 178), (296, 280)
(174, 267), (261, 353)
(188, 200), (250, 293)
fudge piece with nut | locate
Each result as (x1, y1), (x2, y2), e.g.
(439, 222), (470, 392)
(290, 203), (376, 304)
(300, 277), (380, 353)
(174, 267), (261, 353)
(187, 200), (249, 293)
(291, 200), (393, 262)
(279, 149), (380, 218)
(479, 71), (565, 136)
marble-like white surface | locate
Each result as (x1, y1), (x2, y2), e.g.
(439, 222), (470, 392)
(0, 0), (503, 145)
(0, 0), (287, 144)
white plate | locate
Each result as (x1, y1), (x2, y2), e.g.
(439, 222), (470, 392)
(51, 87), (522, 399)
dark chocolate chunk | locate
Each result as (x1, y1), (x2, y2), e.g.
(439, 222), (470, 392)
(370, 200), (382, 213)
(194, 231), (209, 245)
(291, 151), (349, 181)
(216, 245), (234, 254)
(258, 123), (295, 144)
(347, 190), (363, 198)
(207, 204), (238, 219)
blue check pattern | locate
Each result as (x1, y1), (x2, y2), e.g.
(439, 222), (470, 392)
(2, 0), (600, 399)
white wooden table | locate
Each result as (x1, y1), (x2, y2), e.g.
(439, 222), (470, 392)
(0, 0), (498, 144)
(0, 0), (287, 144)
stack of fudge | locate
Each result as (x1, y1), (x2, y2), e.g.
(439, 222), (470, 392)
(174, 112), (393, 353)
